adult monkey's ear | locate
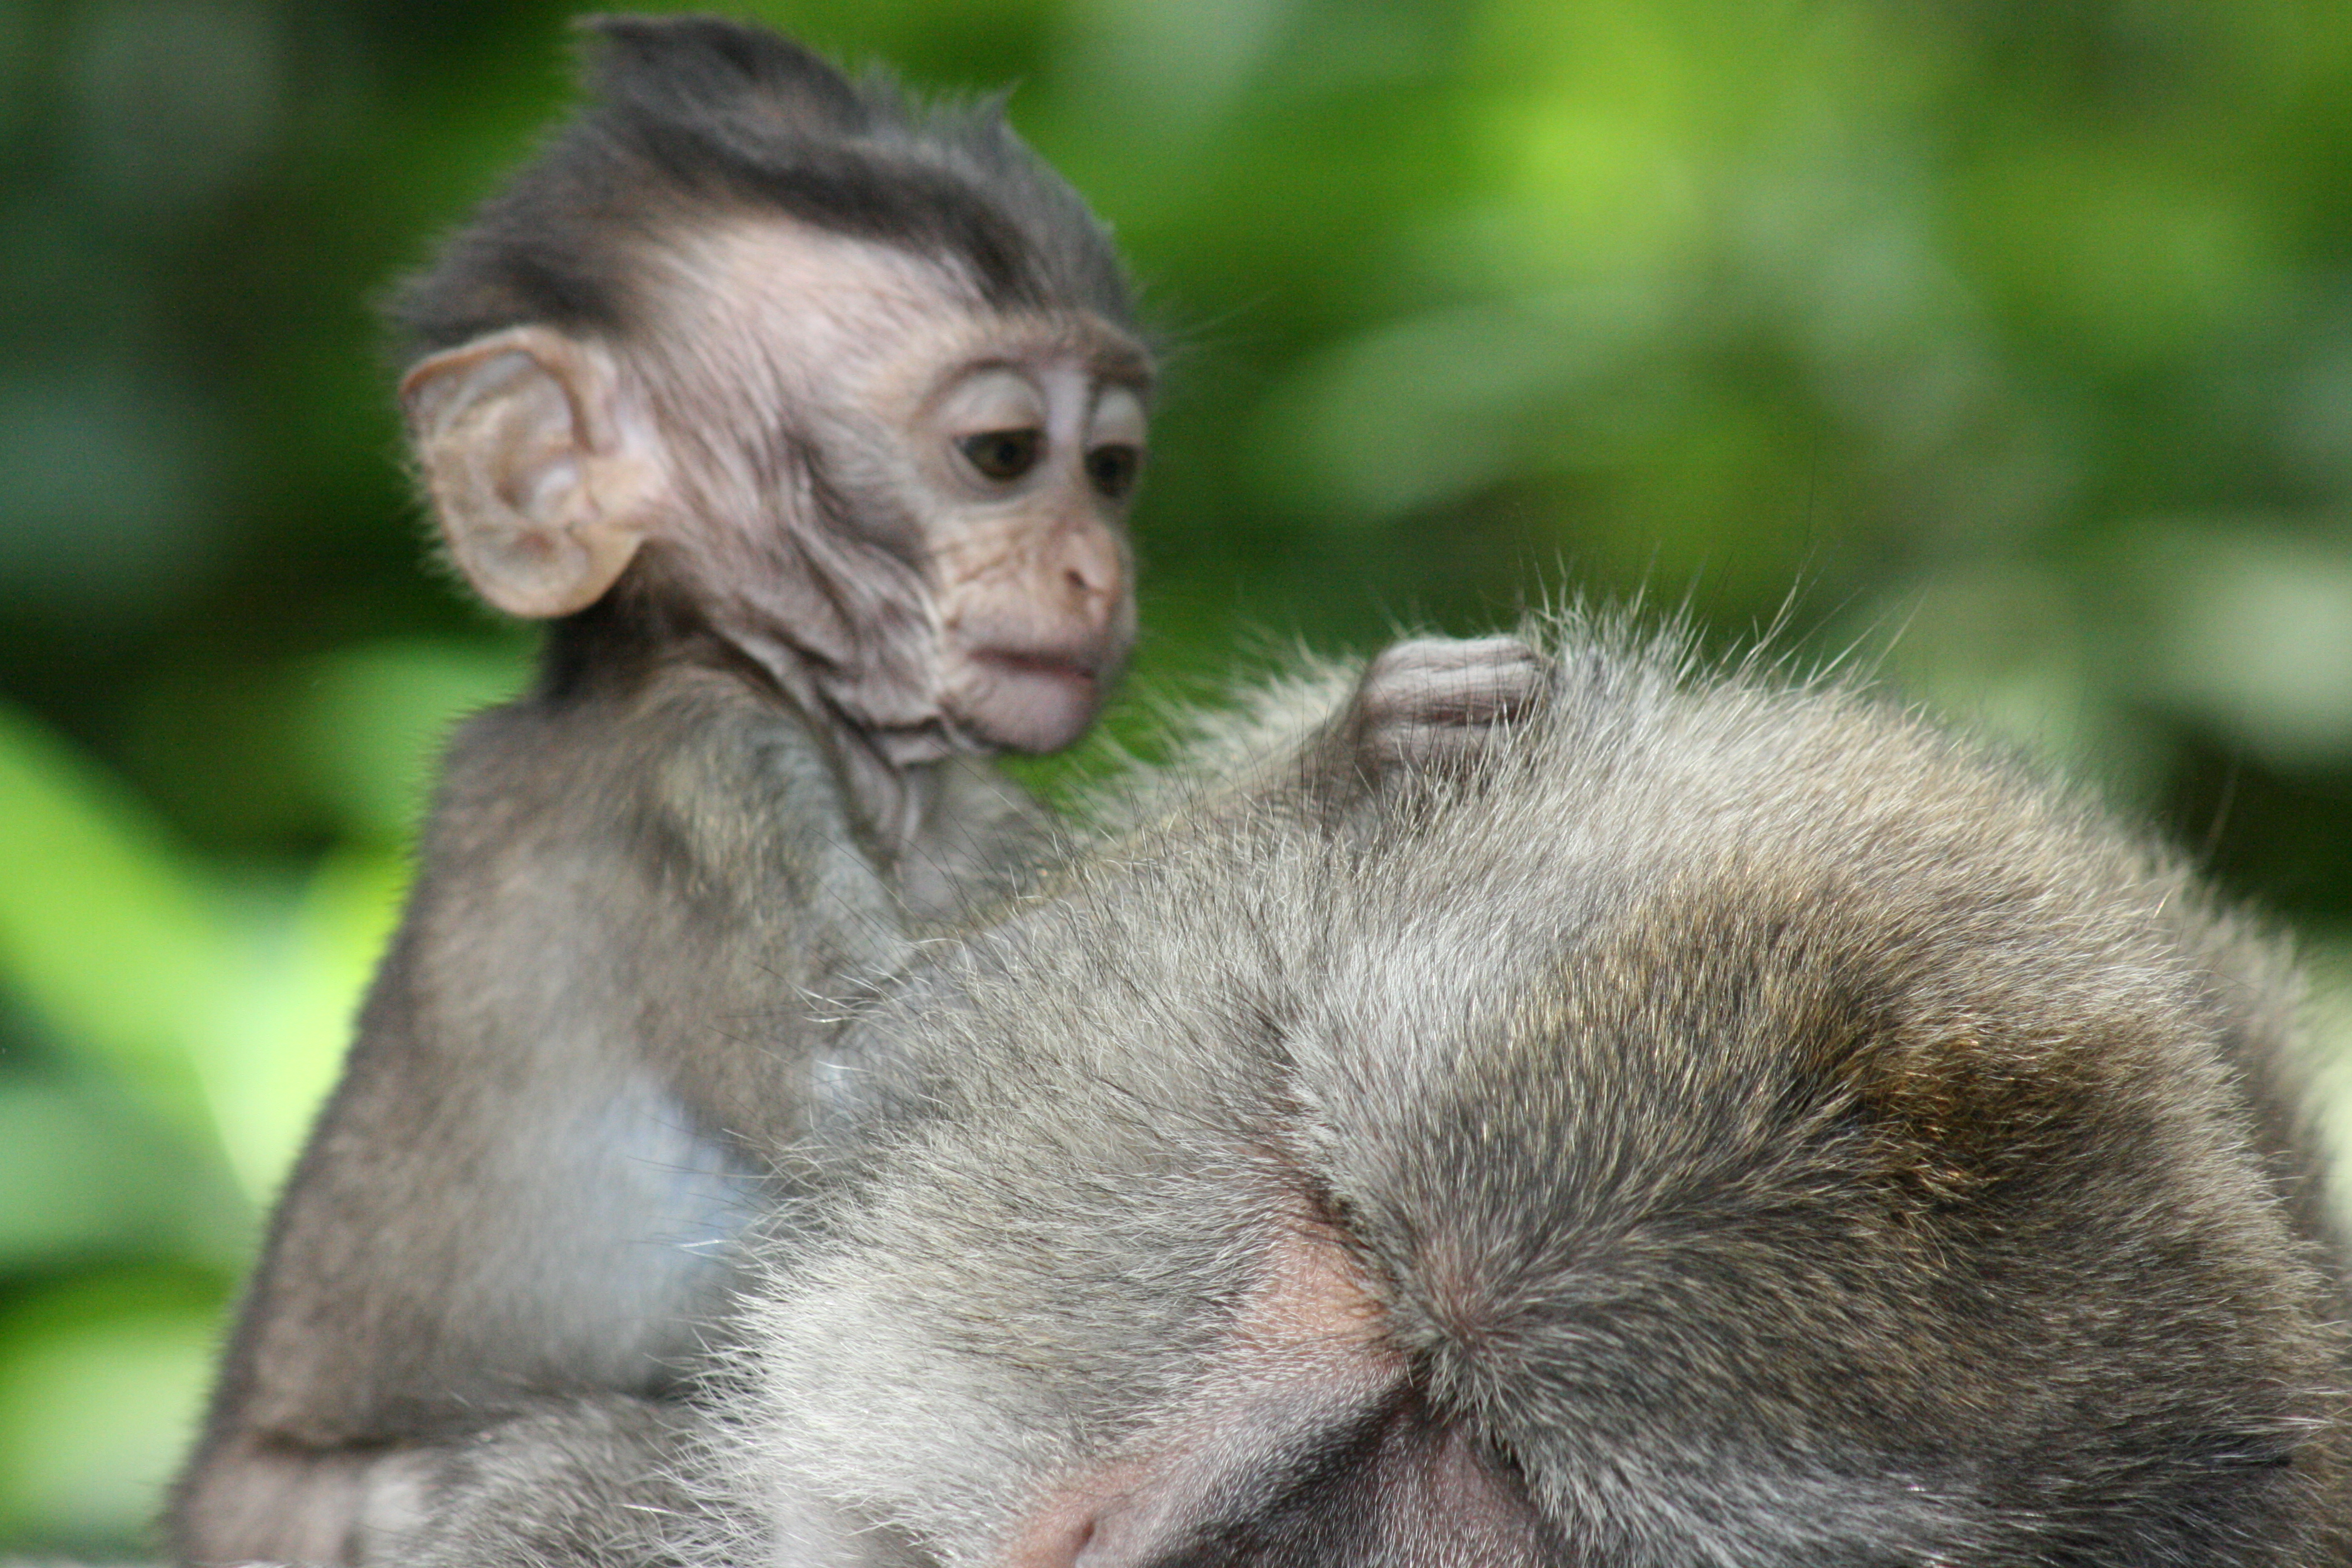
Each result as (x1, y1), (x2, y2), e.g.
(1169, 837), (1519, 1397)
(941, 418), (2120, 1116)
(400, 325), (665, 618)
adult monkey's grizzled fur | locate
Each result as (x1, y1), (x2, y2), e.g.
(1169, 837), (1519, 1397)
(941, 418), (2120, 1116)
(172, 15), (1172, 1563)
(409, 615), (2350, 1567)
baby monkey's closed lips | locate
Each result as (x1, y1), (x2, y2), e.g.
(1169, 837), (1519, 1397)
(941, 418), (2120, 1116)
(973, 647), (1104, 687)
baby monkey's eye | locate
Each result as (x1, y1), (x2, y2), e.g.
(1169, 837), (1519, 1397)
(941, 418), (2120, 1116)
(1086, 443), (1142, 501)
(957, 428), (1044, 482)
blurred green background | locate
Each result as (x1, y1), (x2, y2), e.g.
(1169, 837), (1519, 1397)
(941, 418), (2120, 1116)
(4, 0), (2352, 1552)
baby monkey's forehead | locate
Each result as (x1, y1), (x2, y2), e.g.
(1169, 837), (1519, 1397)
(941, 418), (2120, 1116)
(630, 217), (970, 377)
(641, 215), (1149, 403)
(920, 310), (1155, 393)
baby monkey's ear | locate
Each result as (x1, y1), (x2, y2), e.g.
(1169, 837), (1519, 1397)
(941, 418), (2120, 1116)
(401, 325), (667, 618)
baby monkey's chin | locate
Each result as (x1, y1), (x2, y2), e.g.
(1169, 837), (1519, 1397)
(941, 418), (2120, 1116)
(955, 647), (1116, 754)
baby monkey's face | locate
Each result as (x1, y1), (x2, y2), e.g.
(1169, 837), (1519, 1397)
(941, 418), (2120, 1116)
(903, 324), (1148, 754)
(402, 211), (1151, 759)
(636, 219), (1152, 754)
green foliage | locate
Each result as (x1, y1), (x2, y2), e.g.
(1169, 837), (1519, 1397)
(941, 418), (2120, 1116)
(0, 1269), (225, 1552)
(0, 694), (410, 1549)
(3, 0), (2352, 1550)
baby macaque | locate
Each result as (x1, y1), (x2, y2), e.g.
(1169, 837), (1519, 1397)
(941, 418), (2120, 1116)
(171, 16), (1158, 1563)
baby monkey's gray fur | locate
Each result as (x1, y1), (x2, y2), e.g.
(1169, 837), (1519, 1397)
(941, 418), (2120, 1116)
(403, 613), (2352, 1567)
(173, 15), (1165, 1563)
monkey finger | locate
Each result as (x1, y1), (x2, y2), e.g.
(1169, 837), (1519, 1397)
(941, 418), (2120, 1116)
(1352, 635), (1553, 775)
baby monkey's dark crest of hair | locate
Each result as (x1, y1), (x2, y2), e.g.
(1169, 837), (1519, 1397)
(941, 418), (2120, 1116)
(391, 13), (1134, 356)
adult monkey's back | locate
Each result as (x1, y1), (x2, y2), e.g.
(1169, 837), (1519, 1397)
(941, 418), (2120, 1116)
(421, 616), (2352, 1567)
(171, 16), (1161, 1563)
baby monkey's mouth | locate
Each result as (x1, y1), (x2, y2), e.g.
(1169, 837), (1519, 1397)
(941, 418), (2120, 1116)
(958, 644), (1120, 754)
(970, 647), (1105, 688)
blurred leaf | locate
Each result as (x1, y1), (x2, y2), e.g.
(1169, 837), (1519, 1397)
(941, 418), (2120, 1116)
(0, 1270), (223, 1554)
(0, 1076), (238, 1270)
(2117, 523), (2352, 769)
(1057, 0), (1295, 129)
(67, 1), (286, 222)
(1466, 5), (1706, 280)
(0, 701), (228, 1143)
(1854, 563), (2158, 796)
(0, 1082), (126, 1264)
(201, 849), (404, 1203)
(1256, 301), (1587, 524)
(1961, 149), (2279, 368)
(293, 637), (532, 844)
(0, 370), (220, 626)
(0, 700), (401, 1210)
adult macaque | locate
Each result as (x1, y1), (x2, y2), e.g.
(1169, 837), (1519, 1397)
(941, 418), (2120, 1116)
(410, 618), (2351, 1567)
(172, 16), (1160, 1563)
